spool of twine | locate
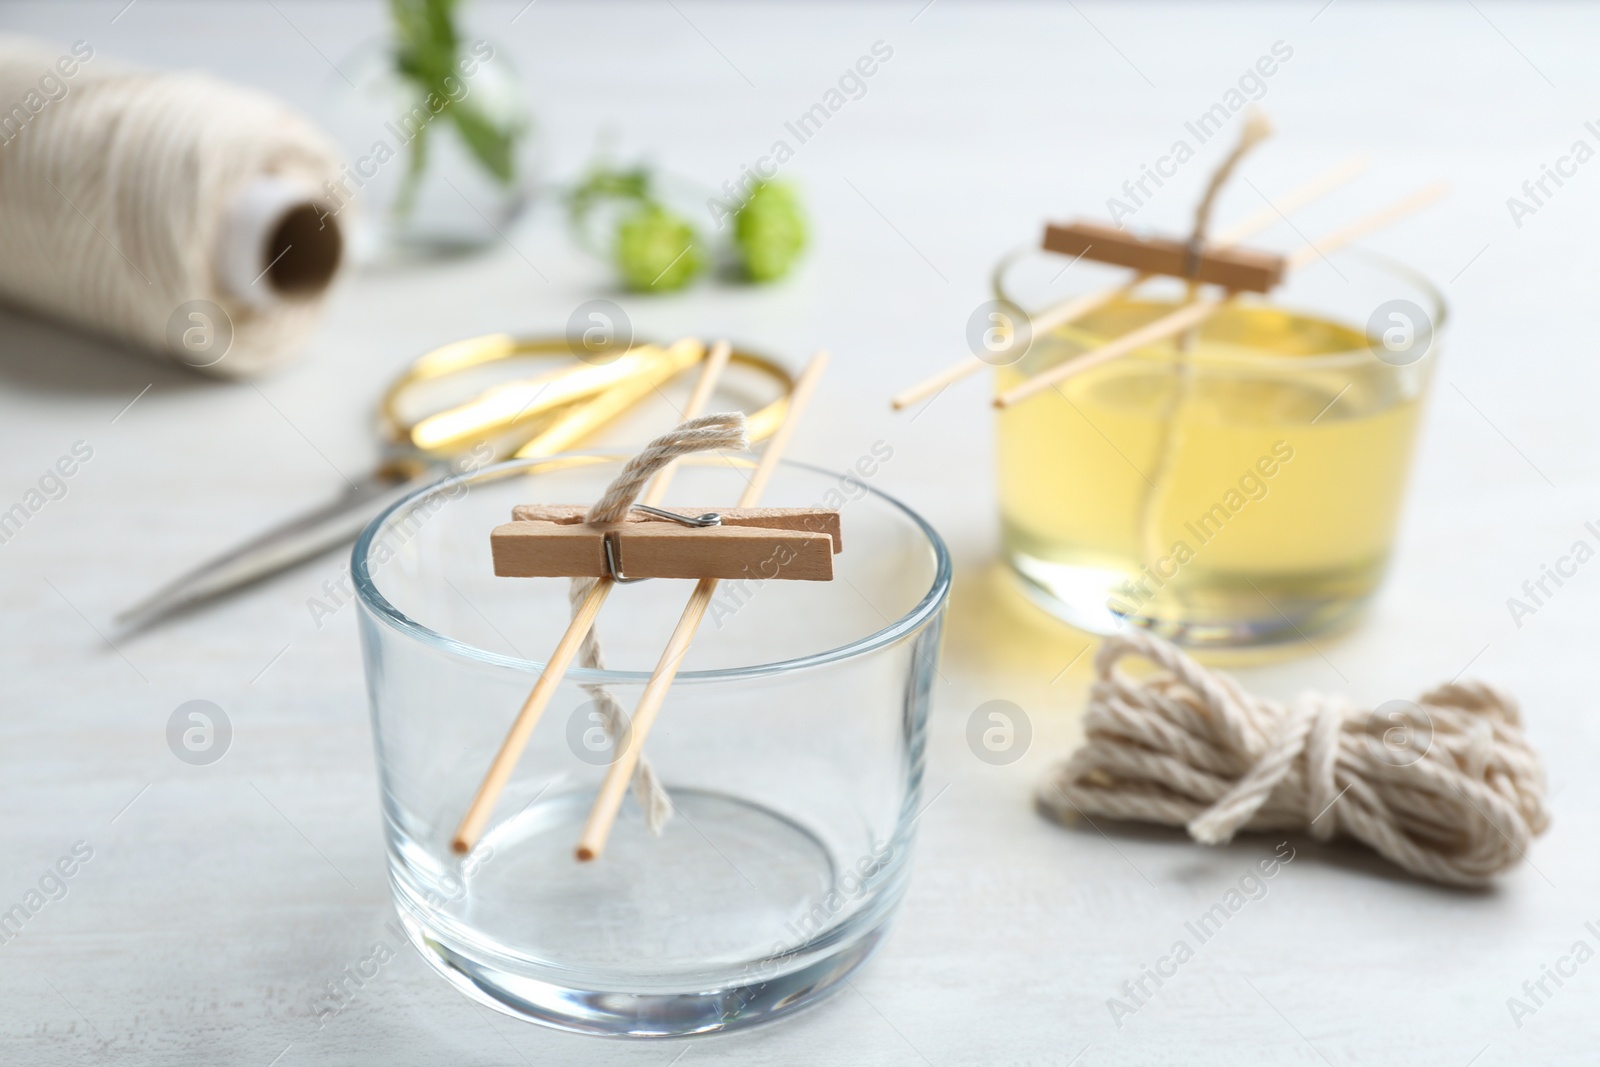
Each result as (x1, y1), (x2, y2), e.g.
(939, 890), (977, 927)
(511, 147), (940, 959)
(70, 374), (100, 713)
(0, 35), (347, 377)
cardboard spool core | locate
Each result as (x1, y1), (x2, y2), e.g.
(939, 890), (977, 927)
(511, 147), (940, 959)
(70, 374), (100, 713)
(265, 203), (342, 297)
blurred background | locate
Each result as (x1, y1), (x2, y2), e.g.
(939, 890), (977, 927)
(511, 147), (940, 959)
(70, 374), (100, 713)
(3, 2), (1598, 1064)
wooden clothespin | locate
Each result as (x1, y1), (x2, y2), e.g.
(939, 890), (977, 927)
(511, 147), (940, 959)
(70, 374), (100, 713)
(491, 504), (841, 582)
(1042, 219), (1286, 293)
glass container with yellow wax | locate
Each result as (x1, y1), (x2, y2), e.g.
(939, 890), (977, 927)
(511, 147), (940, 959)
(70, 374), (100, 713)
(994, 250), (1443, 648)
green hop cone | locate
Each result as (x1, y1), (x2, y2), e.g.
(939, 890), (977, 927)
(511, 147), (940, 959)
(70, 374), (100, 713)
(615, 203), (704, 291)
(734, 180), (807, 283)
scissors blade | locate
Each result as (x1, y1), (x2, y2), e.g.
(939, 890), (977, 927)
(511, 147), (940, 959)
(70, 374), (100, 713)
(114, 468), (432, 631)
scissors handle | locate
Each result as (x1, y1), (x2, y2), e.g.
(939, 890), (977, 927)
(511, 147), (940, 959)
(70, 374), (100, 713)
(386, 335), (795, 461)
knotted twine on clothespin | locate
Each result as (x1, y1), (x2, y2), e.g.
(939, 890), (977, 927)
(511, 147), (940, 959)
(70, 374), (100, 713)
(1037, 631), (1549, 887)
(569, 412), (749, 834)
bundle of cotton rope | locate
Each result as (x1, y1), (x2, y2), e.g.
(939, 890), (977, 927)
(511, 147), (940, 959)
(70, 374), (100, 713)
(1037, 631), (1549, 887)
(568, 412), (751, 833)
(0, 35), (346, 377)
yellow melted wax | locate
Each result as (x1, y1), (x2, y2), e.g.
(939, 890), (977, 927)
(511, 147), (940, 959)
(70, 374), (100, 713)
(996, 298), (1427, 632)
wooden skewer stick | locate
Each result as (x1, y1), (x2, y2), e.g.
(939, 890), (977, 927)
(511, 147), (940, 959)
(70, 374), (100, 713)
(575, 350), (831, 862)
(1209, 152), (1371, 245)
(993, 181), (1449, 409)
(638, 340), (734, 506)
(450, 340), (734, 854)
(998, 296), (1229, 409)
(1281, 180), (1447, 271)
(888, 153), (1371, 411)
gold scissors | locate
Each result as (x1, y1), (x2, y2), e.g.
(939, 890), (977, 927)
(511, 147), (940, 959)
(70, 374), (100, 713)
(116, 335), (793, 629)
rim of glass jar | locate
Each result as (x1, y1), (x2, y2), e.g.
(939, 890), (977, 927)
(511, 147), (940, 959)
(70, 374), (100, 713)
(993, 245), (1448, 371)
(351, 453), (953, 684)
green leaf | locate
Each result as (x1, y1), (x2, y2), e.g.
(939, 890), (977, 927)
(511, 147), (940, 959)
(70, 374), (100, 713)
(450, 104), (516, 185)
(388, 0), (520, 189)
(390, 0), (459, 84)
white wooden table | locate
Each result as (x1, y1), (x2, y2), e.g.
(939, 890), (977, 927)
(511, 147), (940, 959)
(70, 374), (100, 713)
(2, 2), (1597, 1062)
